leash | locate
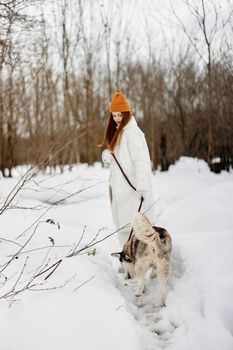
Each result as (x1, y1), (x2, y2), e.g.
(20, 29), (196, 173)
(111, 153), (137, 191)
(111, 152), (144, 241)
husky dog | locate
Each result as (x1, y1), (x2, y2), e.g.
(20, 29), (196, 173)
(112, 212), (172, 307)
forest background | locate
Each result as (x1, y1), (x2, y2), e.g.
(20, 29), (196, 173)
(0, 0), (233, 177)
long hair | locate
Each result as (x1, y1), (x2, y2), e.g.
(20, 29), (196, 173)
(99, 111), (132, 151)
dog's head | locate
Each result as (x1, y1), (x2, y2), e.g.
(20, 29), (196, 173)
(111, 251), (132, 263)
(111, 251), (135, 279)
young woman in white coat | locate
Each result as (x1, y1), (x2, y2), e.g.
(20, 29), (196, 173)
(100, 91), (155, 248)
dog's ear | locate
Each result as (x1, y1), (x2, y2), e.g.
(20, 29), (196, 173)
(111, 252), (121, 259)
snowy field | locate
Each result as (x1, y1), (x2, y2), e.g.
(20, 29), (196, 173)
(0, 157), (233, 350)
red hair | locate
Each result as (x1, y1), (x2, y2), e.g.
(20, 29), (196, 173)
(99, 112), (132, 151)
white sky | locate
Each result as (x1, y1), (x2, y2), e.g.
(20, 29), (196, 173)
(24, 0), (233, 70)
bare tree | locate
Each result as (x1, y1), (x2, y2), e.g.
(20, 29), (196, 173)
(169, 0), (233, 168)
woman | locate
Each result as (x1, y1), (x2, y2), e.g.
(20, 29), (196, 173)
(100, 91), (155, 248)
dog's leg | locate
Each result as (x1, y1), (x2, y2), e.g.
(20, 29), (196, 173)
(155, 259), (170, 307)
(156, 274), (167, 307)
(150, 264), (157, 278)
(123, 262), (135, 280)
(134, 260), (148, 296)
(124, 270), (131, 280)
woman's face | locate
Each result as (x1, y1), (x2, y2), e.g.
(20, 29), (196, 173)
(112, 112), (123, 128)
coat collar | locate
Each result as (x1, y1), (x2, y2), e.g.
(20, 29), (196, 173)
(123, 116), (137, 130)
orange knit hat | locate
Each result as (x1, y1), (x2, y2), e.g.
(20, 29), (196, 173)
(109, 91), (131, 112)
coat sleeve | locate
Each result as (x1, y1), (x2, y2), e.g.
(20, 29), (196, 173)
(126, 128), (151, 192)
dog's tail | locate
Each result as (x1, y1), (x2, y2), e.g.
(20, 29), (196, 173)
(133, 212), (164, 255)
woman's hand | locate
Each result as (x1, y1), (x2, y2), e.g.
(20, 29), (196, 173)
(102, 149), (112, 164)
(137, 189), (147, 201)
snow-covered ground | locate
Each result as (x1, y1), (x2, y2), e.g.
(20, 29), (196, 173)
(0, 157), (233, 350)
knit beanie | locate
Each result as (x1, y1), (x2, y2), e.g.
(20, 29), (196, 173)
(109, 91), (131, 112)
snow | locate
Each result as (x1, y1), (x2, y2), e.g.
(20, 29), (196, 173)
(0, 157), (233, 350)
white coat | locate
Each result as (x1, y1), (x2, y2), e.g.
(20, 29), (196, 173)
(102, 117), (155, 247)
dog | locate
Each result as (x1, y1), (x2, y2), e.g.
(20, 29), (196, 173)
(112, 212), (172, 307)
